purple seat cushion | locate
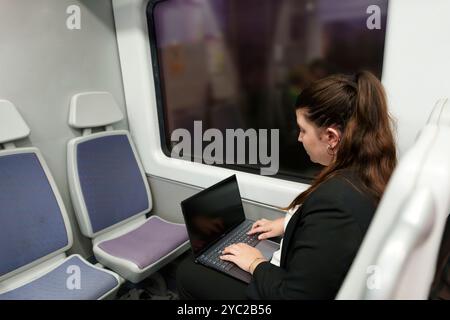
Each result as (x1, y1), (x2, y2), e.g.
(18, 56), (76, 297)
(97, 216), (188, 269)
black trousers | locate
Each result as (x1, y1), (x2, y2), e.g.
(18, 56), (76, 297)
(176, 253), (248, 300)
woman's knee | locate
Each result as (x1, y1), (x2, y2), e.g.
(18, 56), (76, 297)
(175, 256), (199, 299)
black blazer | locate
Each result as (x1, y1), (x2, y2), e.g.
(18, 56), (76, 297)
(247, 170), (376, 300)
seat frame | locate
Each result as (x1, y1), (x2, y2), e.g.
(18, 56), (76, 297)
(0, 148), (122, 299)
(67, 128), (189, 283)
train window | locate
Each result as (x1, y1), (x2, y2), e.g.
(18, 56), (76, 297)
(147, 0), (389, 182)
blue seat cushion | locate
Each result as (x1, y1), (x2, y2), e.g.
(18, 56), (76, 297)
(0, 152), (69, 277)
(76, 134), (149, 233)
(0, 255), (119, 300)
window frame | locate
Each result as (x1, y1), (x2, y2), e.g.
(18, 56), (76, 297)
(145, 0), (323, 184)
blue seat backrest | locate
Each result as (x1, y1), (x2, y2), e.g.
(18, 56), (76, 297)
(0, 152), (69, 277)
(75, 133), (149, 234)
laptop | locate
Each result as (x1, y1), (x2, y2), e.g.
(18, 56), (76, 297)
(181, 175), (280, 283)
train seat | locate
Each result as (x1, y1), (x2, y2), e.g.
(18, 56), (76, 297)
(337, 124), (450, 299)
(67, 92), (189, 283)
(0, 100), (120, 300)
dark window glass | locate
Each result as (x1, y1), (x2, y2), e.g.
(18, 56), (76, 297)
(147, 0), (389, 182)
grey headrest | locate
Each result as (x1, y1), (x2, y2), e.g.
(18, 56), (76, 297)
(0, 100), (30, 144)
(69, 92), (124, 129)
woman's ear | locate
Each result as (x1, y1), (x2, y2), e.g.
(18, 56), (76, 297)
(325, 127), (341, 148)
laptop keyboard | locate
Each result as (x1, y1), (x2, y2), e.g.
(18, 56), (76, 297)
(198, 221), (259, 271)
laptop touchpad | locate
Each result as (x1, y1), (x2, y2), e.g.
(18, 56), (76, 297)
(255, 240), (280, 260)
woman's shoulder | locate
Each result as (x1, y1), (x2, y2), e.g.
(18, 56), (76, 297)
(308, 169), (364, 200)
(303, 170), (376, 215)
(300, 168), (377, 233)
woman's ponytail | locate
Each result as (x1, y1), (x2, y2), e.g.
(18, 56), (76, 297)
(342, 71), (397, 197)
(355, 71), (389, 131)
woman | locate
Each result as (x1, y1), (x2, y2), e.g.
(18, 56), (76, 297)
(176, 71), (397, 299)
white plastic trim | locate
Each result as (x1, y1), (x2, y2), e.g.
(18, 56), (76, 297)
(427, 98), (450, 127)
(427, 98), (447, 125)
(365, 188), (435, 299)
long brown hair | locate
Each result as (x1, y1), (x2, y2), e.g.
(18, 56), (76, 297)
(286, 71), (397, 210)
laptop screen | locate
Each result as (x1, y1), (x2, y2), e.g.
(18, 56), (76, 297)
(181, 175), (246, 257)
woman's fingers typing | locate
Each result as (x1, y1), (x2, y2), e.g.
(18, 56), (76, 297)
(248, 219), (268, 235)
(257, 230), (275, 240)
(247, 217), (284, 239)
(247, 225), (269, 235)
(222, 244), (239, 255)
(219, 254), (236, 263)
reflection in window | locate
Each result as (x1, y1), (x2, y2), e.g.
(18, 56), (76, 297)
(148, 0), (388, 181)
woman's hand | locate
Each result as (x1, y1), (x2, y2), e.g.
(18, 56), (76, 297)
(247, 218), (285, 240)
(220, 243), (266, 274)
